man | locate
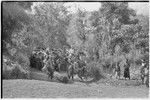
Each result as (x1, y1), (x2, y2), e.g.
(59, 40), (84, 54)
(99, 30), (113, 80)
(29, 51), (39, 69)
(76, 52), (87, 81)
(145, 66), (149, 87)
(67, 61), (78, 80)
(42, 58), (54, 79)
(140, 60), (149, 85)
(124, 59), (130, 80)
(52, 50), (60, 72)
(115, 62), (121, 79)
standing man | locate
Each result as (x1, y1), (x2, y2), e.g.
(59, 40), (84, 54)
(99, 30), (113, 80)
(115, 61), (121, 79)
(141, 59), (146, 84)
(140, 59), (149, 86)
(124, 59), (130, 80)
(77, 52), (87, 79)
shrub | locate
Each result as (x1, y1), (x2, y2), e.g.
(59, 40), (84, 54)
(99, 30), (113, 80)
(86, 62), (105, 81)
(56, 74), (69, 84)
(62, 76), (69, 83)
(3, 59), (29, 79)
(14, 52), (30, 71)
(3, 63), (12, 79)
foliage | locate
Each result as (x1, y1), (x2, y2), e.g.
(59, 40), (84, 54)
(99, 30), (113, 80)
(3, 58), (29, 79)
(2, 2), (32, 53)
(32, 2), (71, 49)
(89, 2), (148, 66)
(2, 2), (149, 80)
(86, 62), (105, 81)
(66, 8), (89, 51)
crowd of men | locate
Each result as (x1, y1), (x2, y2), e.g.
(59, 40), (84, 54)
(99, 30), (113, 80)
(29, 47), (149, 86)
(29, 47), (87, 80)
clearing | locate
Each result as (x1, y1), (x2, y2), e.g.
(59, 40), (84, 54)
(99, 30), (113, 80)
(3, 79), (149, 98)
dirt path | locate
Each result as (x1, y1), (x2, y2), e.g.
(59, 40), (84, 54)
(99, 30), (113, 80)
(3, 79), (149, 98)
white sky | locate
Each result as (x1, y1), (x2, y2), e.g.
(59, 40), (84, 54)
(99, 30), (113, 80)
(64, 2), (101, 12)
(129, 2), (149, 16)
(64, 2), (149, 16)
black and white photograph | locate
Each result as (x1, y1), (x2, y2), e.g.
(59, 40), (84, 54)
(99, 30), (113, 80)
(1, 0), (149, 98)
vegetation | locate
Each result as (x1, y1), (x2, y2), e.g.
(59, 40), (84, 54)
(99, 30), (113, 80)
(2, 2), (149, 81)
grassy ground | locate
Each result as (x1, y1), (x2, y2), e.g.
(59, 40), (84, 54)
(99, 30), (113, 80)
(3, 79), (149, 98)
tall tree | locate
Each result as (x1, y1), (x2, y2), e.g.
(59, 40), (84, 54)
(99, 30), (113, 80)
(2, 2), (32, 54)
(32, 2), (71, 49)
(93, 2), (137, 55)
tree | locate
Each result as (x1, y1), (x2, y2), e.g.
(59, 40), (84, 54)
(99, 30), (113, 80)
(32, 2), (71, 49)
(17, 2), (33, 10)
(134, 15), (149, 53)
(66, 13), (82, 49)
(2, 2), (32, 54)
(97, 2), (137, 55)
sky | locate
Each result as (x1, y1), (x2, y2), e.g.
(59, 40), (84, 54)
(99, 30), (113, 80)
(64, 2), (149, 16)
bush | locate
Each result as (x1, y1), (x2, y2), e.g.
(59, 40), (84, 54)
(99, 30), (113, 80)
(56, 73), (69, 84)
(3, 59), (29, 79)
(86, 62), (105, 81)
(14, 52), (30, 71)
(62, 76), (69, 83)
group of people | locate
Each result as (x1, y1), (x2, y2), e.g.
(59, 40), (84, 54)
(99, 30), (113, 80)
(29, 50), (46, 70)
(29, 47), (88, 80)
(113, 59), (130, 80)
(29, 47), (149, 86)
(113, 58), (149, 87)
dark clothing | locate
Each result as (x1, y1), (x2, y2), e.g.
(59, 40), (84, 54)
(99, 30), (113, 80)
(123, 59), (130, 79)
(76, 60), (86, 77)
(52, 54), (60, 72)
(124, 66), (130, 79)
(29, 53), (45, 71)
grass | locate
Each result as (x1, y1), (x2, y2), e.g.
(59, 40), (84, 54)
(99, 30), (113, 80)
(3, 62), (29, 79)
(3, 79), (149, 98)
(2, 67), (149, 98)
(2, 54), (149, 98)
